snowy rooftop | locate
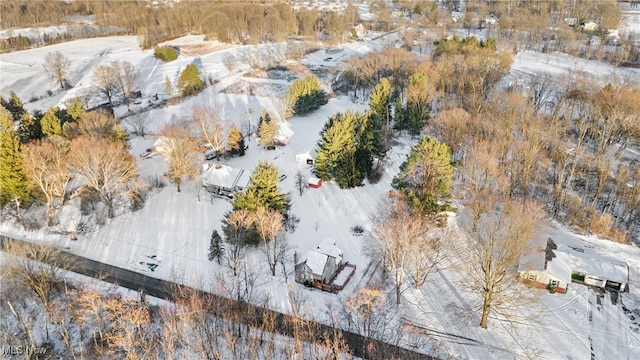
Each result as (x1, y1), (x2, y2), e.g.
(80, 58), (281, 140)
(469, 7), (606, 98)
(305, 250), (329, 276)
(202, 163), (246, 190)
(276, 122), (294, 143)
(547, 243), (629, 284)
(317, 238), (342, 260)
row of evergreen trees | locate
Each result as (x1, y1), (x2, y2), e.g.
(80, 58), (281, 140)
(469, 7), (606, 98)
(313, 74), (454, 218)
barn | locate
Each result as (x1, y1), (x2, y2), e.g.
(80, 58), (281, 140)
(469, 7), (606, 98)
(308, 177), (322, 188)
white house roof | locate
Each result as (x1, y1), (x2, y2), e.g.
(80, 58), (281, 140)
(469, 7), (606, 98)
(518, 237), (549, 271)
(308, 177), (322, 186)
(305, 250), (329, 276)
(547, 244), (629, 285)
(317, 238), (342, 262)
(275, 122), (294, 143)
(296, 152), (314, 163)
(202, 163), (246, 189)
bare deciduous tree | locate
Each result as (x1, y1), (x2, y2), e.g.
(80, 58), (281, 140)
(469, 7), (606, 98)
(457, 191), (543, 329)
(65, 109), (120, 139)
(1, 240), (74, 322)
(68, 136), (140, 218)
(123, 111), (151, 138)
(342, 286), (399, 355)
(372, 192), (440, 305)
(252, 207), (287, 276)
(156, 123), (197, 193)
(192, 104), (227, 159)
(22, 138), (72, 226)
(43, 51), (71, 89)
(222, 53), (237, 73)
(112, 60), (140, 110)
(295, 171), (306, 196)
(92, 64), (119, 110)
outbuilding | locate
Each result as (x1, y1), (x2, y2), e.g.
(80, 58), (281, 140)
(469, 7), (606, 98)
(308, 177), (322, 188)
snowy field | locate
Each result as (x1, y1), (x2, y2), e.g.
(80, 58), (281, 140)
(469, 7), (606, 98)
(1, 31), (640, 359)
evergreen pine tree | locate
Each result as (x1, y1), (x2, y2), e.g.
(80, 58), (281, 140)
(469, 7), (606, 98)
(315, 112), (355, 181)
(164, 75), (174, 97)
(65, 97), (86, 122)
(404, 71), (431, 136)
(392, 136), (454, 215)
(258, 114), (277, 147)
(315, 111), (376, 188)
(369, 77), (391, 127)
(18, 112), (43, 144)
(257, 111), (271, 133)
(208, 229), (225, 264)
(393, 97), (406, 131)
(287, 75), (328, 115)
(0, 92), (26, 123)
(232, 161), (290, 214)
(335, 147), (361, 188)
(177, 64), (205, 97)
(0, 109), (30, 206)
(41, 108), (63, 137)
(227, 124), (245, 156)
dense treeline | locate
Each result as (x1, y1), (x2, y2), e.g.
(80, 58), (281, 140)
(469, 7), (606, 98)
(0, 0), (351, 51)
(335, 44), (638, 241)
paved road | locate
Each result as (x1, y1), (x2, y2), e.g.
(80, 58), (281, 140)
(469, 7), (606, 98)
(0, 236), (434, 360)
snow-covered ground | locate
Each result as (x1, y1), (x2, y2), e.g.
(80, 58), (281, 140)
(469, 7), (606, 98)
(2, 33), (640, 359)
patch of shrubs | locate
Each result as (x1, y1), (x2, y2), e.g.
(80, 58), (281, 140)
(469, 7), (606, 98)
(154, 46), (178, 62)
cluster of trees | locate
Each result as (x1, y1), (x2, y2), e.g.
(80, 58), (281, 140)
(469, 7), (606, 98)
(155, 104), (246, 193)
(392, 137), (454, 217)
(367, 192), (442, 305)
(0, 241), (360, 360)
(0, 92), (138, 225)
(286, 75), (328, 116)
(92, 59), (141, 110)
(315, 110), (385, 188)
(422, 78), (639, 326)
(217, 162), (291, 277)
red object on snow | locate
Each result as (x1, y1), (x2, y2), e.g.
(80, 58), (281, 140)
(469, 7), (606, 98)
(308, 177), (322, 188)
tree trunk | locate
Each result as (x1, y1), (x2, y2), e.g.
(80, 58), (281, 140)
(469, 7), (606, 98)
(46, 205), (55, 227)
(396, 283), (401, 305)
(480, 293), (491, 329)
(108, 200), (114, 219)
(176, 178), (181, 193)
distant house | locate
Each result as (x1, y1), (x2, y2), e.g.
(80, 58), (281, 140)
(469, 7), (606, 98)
(483, 15), (498, 26)
(201, 163), (250, 198)
(295, 238), (343, 288)
(519, 238), (629, 294)
(582, 21), (598, 31)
